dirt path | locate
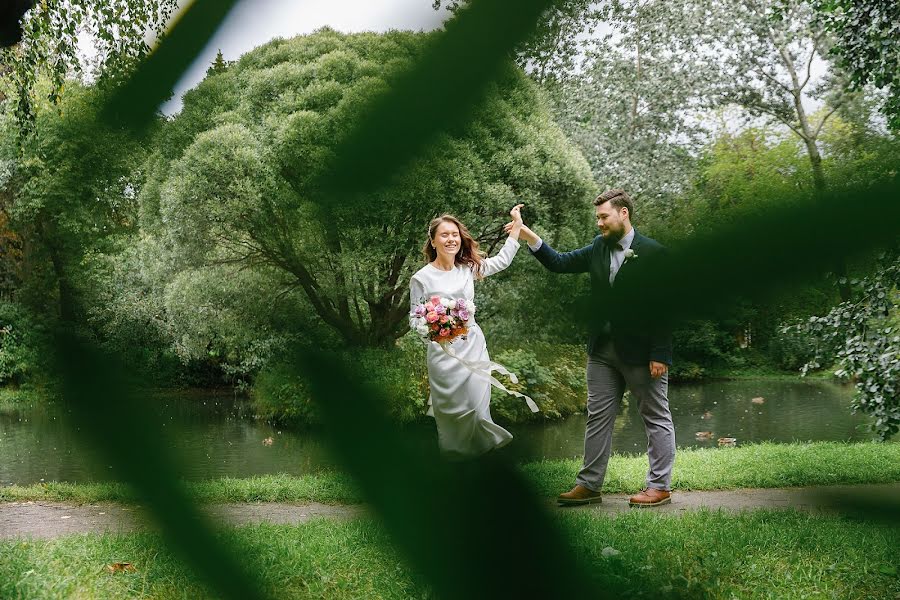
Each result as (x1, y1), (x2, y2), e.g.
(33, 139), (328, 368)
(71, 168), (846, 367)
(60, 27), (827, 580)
(2, 483), (897, 540)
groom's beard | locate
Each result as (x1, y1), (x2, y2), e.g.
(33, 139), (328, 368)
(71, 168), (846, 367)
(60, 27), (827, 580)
(601, 225), (625, 242)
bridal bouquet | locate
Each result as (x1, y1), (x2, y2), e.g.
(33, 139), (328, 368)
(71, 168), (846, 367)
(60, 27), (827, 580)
(410, 296), (476, 344)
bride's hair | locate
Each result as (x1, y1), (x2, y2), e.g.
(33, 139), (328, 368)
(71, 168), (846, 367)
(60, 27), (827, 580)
(423, 214), (485, 278)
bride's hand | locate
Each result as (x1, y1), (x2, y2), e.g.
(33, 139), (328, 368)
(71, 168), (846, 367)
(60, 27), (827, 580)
(504, 221), (537, 244)
(509, 203), (524, 225)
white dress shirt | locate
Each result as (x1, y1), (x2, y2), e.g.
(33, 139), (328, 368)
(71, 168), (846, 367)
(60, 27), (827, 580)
(608, 227), (635, 285)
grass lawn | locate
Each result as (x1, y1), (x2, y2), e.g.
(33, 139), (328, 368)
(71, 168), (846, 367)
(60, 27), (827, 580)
(3, 441), (898, 505)
(1, 510), (897, 599)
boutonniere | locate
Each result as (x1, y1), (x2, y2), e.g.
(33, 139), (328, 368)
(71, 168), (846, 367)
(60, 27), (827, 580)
(623, 248), (638, 260)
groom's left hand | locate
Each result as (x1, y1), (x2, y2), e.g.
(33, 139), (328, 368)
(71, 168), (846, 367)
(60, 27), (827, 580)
(649, 361), (667, 378)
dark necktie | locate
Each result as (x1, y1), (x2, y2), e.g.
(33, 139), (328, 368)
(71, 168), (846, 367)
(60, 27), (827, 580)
(609, 243), (624, 285)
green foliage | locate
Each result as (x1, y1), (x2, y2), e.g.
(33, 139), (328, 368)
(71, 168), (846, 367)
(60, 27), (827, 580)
(669, 360), (706, 381)
(814, 0), (900, 129)
(251, 365), (317, 427)
(253, 340), (589, 427)
(0, 300), (43, 383)
(0, 0), (178, 133)
(553, 0), (715, 212)
(659, 126), (814, 239)
(0, 82), (151, 319)
(81, 240), (216, 386)
(818, 106), (900, 187)
(786, 253), (900, 439)
(435, 1), (601, 86)
(651, 127), (837, 375)
(767, 322), (821, 371)
(490, 343), (586, 422)
(0, 208), (21, 295)
(661, 118), (896, 253)
(697, 128), (811, 210)
(207, 49), (231, 77)
(476, 220), (594, 348)
(145, 29), (594, 348)
(2, 3), (896, 597)
(654, 122), (900, 381)
(702, 0), (854, 172)
(668, 319), (741, 379)
(253, 332), (429, 427)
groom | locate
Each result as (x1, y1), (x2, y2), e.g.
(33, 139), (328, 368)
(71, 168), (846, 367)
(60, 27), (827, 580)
(509, 189), (675, 507)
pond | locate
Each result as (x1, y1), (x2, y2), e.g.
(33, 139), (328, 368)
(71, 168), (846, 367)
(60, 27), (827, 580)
(0, 379), (875, 485)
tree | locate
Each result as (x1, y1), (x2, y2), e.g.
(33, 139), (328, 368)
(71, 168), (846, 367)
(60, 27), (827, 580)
(206, 48), (229, 77)
(812, 0), (900, 130)
(142, 29), (594, 348)
(658, 126), (837, 370)
(0, 207), (22, 297)
(708, 0), (854, 198)
(0, 83), (150, 320)
(665, 0), (864, 300)
(0, 0), (178, 132)
(433, 0), (601, 86)
(553, 0), (717, 211)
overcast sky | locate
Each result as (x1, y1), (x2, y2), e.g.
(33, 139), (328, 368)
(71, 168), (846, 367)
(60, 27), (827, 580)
(159, 0), (451, 114)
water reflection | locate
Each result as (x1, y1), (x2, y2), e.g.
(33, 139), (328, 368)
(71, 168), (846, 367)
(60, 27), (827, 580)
(508, 379), (873, 462)
(0, 379), (875, 485)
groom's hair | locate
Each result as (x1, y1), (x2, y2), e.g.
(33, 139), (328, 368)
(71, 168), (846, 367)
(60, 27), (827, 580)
(593, 188), (633, 220)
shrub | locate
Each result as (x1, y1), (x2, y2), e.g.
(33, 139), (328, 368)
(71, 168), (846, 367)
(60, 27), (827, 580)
(253, 340), (589, 427)
(252, 332), (429, 426)
(669, 361), (705, 381)
(768, 325), (821, 372)
(0, 301), (45, 385)
(490, 343), (586, 423)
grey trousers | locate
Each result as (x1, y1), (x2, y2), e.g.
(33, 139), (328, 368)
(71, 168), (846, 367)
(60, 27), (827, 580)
(576, 341), (675, 492)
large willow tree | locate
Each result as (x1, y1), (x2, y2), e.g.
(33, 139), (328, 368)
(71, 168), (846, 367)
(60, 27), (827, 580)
(143, 29), (593, 348)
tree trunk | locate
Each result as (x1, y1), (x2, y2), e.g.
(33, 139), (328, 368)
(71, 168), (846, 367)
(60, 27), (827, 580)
(781, 44), (852, 301)
(41, 224), (76, 322)
(629, 11), (642, 138)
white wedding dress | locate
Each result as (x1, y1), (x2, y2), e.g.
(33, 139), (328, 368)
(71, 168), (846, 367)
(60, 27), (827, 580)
(409, 237), (535, 458)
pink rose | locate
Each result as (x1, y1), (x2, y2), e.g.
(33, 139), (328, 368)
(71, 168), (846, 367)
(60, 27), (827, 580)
(426, 312), (439, 323)
(439, 328), (450, 337)
(434, 304), (446, 316)
(430, 296), (441, 306)
(440, 315), (450, 324)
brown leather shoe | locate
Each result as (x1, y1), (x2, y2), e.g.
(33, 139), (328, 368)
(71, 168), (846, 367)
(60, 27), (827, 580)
(628, 488), (671, 507)
(557, 484), (603, 506)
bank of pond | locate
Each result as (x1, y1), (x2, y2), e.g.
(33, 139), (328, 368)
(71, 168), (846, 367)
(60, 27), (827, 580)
(0, 376), (880, 486)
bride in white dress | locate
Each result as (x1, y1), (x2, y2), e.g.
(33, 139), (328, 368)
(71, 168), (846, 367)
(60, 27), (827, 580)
(409, 205), (537, 458)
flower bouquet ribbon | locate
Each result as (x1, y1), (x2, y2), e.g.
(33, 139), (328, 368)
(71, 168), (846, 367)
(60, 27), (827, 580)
(437, 342), (539, 413)
(411, 295), (539, 413)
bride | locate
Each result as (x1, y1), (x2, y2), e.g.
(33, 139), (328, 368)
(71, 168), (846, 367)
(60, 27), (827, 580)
(409, 204), (537, 458)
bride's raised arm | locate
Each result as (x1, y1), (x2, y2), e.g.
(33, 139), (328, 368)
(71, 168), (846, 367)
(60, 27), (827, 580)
(480, 204), (523, 278)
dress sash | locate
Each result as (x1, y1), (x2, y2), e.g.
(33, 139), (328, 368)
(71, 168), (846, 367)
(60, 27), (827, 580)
(436, 342), (539, 413)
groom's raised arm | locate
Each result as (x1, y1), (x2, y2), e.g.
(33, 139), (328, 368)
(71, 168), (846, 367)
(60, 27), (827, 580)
(528, 235), (597, 274)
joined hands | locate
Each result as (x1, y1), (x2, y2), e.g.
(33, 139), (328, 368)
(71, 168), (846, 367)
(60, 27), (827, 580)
(503, 203), (539, 244)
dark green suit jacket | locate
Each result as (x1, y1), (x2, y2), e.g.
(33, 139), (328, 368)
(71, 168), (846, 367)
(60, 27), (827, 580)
(529, 231), (673, 366)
